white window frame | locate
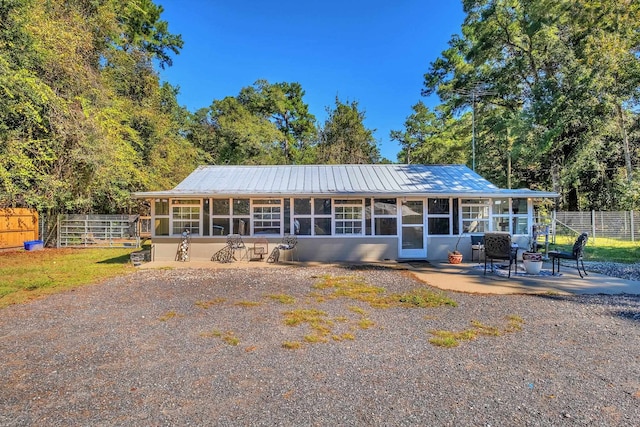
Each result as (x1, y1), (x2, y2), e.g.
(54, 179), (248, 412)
(170, 199), (201, 236)
(426, 197), (452, 236)
(460, 198), (490, 234)
(333, 199), (364, 236)
(251, 199), (282, 236)
(372, 198), (398, 236)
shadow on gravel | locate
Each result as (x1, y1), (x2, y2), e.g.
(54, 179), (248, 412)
(535, 293), (640, 322)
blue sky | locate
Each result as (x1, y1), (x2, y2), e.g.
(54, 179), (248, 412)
(156, 0), (465, 161)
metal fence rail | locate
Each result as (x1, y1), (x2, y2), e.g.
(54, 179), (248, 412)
(553, 211), (638, 242)
(57, 214), (140, 248)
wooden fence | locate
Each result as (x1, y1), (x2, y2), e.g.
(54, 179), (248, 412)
(0, 208), (39, 249)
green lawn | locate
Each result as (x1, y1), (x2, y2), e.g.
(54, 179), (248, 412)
(0, 248), (138, 308)
(548, 235), (640, 264)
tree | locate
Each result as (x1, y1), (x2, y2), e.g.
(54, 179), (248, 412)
(423, 0), (640, 210)
(238, 80), (317, 164)
(318, 98), (380, 164)
(390, 102), (469, 165)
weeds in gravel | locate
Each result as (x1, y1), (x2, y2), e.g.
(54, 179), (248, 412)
(282, 341), (302, 350)
(234, 300), (262, 307)
(429, 315), (525, 347)
(200, 329), (240, 345)
(313, 275), (457, 309)
(159, 311), (180, 321)
(195, 298), (226, 309)
(267, 293), (295, 304)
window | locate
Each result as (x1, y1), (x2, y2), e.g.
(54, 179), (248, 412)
(232, 199), (250, 235)
(373, 198), (397, 235)
(154, 199), (169, 236)
(171, 199), (200, 235)
(313, 198), (332, 235)
(293, 198), (312, 235)
(461, 199), (490, 233)
(334, 199), (363, 235)
(252, 199), (282, 235)
(211, 199), (230, 235)
(427, 198), (450, 235)
(492, 198), (529, 234)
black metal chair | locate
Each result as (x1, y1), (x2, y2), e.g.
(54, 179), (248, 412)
(548, 233), (589, 278)
(484, 232), (517, 277)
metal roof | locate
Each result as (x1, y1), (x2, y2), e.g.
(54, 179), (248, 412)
(132, 164), (558, 198)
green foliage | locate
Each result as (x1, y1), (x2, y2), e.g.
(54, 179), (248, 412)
(318, 97), (380, 164)
(0, 0), (196, 218)
(423, 0), (640, 210)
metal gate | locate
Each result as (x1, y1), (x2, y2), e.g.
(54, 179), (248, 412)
(57, 215), (140, 248)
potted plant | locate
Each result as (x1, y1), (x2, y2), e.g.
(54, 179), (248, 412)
(448, 231), (465, 264)
(522, 250), (543, 274)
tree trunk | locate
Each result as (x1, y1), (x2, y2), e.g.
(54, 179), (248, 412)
(617, 103), (633, 182)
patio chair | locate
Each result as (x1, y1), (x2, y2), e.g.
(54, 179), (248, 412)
(267, 234), (298, 263)
(484, 232), (516, 277)
(248, 238), (269, 261)
(548, 232), (588, 278)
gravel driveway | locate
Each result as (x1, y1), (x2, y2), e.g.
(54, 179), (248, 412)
(1, 265), (639, 426)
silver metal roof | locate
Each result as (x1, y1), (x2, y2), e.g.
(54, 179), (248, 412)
(133, 164), (558, 198)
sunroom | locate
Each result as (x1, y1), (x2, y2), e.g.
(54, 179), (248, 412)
(133, 164), (557, 262)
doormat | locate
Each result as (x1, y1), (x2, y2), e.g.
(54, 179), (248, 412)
(406, 260), (432, 268)
(474, 264), (561, 277)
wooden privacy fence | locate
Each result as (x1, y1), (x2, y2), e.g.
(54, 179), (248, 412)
(0, 208), (39, 249)
(553, 211), (639, 242)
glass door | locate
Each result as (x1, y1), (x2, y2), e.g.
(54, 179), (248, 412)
(399, 200), (426, 258)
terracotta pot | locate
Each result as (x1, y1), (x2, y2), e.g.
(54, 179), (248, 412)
(448, 252), (463, 264)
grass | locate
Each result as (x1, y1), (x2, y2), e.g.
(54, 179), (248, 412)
(313, 274), (457, 309)
(549, 235), (640, 263)
(200, 329), (240, 345)
(429, 315), (525, 348)
(0, 247), (137, 308)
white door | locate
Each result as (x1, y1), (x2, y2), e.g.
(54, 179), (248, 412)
(399, 199), (426, 258)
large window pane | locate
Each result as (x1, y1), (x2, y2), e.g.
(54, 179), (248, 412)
(314, 218), (331, 235)
(294, 218), (311, 235)
(402, 201), (423, 224)
(402, 226), (424, 249)
(233, 199), (250, 215)
(375, 218), (397, 235)
(253, 206), (281, 235)
(213, 199), (230, 215)
(314, 198), (331, 215)
(374, 199), (397, 215)
(232, 218), (249, 235)
(428, 218), (450, 235)
(212, 218), (229, 235)
(155, 199), (169, 215)
(427, 198), (449, 215)
(155, 218), (169, 235)
(294, 198), (311, 215)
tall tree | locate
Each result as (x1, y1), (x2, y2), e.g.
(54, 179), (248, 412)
(390, 102), (470, 165)
(423, 0), (640, 210)
(238, 80), (317, 164)
(318, 98), (380, 164)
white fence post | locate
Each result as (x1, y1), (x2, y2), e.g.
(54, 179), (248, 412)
(591, 210), (596, 242)
(631, 210), (635, 242)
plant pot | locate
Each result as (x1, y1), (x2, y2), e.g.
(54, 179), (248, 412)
(448, 252), (463, 264)
(523, 259), (543, 275)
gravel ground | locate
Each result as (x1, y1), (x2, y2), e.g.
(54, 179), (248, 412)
(1, 265), (640, 426)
